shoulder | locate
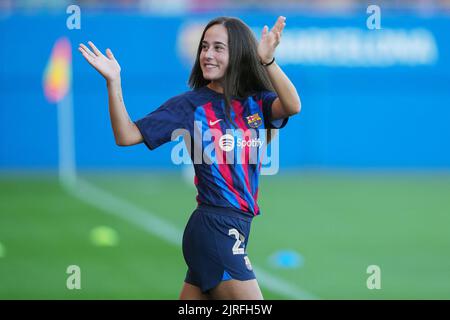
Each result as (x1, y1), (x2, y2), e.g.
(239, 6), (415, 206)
(253, 90), (277, 99)
(167, 87), (211, 105)
(158, 90), (200, 115)
(243, 91), (277, 107)
(163, 90), (193, 105)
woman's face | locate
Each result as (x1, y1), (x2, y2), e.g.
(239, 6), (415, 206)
(200, 24), (229, 83)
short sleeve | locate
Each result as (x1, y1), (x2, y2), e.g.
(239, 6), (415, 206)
(134, 94), (190, 150)
(260, 91), (289, 129)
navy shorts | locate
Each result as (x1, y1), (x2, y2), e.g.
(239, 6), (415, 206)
(182, 203), (256, 293)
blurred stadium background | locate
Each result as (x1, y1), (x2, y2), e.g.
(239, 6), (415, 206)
(1, 0), (450, 299)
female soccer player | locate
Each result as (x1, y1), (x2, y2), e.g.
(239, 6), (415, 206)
(79, 16), (300, 300)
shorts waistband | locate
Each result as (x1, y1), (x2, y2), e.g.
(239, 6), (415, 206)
(196, 203), (254, 222)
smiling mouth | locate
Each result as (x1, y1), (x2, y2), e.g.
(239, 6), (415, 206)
(204, 64), (218, 69)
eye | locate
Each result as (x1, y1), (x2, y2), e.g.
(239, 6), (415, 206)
(215, 46), (223, 51)
(201, 44), (208, 50)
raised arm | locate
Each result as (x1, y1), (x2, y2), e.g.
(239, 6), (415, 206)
(78, 41), (143, 146)
(258, 16), (301, 120)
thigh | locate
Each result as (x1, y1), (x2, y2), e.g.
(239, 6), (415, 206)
(179, 282), (210, 300)
(209, 279), (263, 300)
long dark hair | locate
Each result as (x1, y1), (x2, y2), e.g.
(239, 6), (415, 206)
(189, 17), (274, 128)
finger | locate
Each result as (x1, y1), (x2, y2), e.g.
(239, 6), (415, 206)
(78, 45), (94, 60)
(106, 48), (115, 60)
(276, 17), (286, 33)
(78, 46), (95, 64)
(79, 43), (95, 58)
(261, 25), (268, 38)
(276, 31), (282, 42)
(272, 16), (286, 33)
(88, 41), (102, 56)
(270, 17), (281, 32)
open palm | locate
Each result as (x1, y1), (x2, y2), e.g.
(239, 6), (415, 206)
(78, 41), (121, 81)
(257, 16), (286, 64)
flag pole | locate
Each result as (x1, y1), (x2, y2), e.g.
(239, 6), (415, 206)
(57, 87), (76, 188)
(43, 37), (77, 189)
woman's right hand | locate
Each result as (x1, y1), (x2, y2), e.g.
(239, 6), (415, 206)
(79, 41), (121, 82)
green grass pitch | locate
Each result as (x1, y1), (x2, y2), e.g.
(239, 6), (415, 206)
(1, 171), (449, 299)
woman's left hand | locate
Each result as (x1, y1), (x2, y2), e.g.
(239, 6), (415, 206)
(257, 16), (286, 64)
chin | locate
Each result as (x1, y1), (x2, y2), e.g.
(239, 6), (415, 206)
(203, 74), (222, 82)
(202, 70), (222, 81)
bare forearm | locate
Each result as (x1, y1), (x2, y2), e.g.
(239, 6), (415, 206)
(78, 41), (143, 146)
(266, 62), (301, 115)
(107, 78), (142, 146)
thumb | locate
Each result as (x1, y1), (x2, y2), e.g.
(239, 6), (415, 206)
(262, 25), (268, 37)
(106, 48), (115, 60)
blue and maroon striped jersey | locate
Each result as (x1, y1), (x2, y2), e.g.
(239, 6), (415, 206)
(135, 86), (288, 216)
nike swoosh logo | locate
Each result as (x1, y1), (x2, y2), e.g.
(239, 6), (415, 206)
(209, 119), (223, 126)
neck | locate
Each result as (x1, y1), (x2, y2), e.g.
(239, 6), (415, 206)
(207, 81), (224, 94)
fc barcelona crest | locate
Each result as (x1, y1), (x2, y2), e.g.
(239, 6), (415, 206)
(246, 113), (262, 128)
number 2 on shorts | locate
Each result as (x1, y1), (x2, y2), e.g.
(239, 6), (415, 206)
(228, 228), (245, 255)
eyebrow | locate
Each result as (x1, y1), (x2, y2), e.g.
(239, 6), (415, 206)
(201, 40), (227, 47)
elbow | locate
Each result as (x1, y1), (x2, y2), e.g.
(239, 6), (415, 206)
(114, 123), (142, 147)
(115, 134), (141, 147)
(115, 140), (127, 147)
(289, 99), (301, 116)
(294, 101), (301, 115)
(115, 137), (131, 147)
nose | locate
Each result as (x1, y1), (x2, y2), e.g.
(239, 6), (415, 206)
(205, 47), (213, 59)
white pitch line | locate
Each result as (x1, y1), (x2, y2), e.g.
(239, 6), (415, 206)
(65, 177), (319, 300)
(253, 267), (319, 300)
(69, 178), (181, 247)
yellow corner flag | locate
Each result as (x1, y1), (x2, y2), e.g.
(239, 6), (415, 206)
(43, 37), (72, 103)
